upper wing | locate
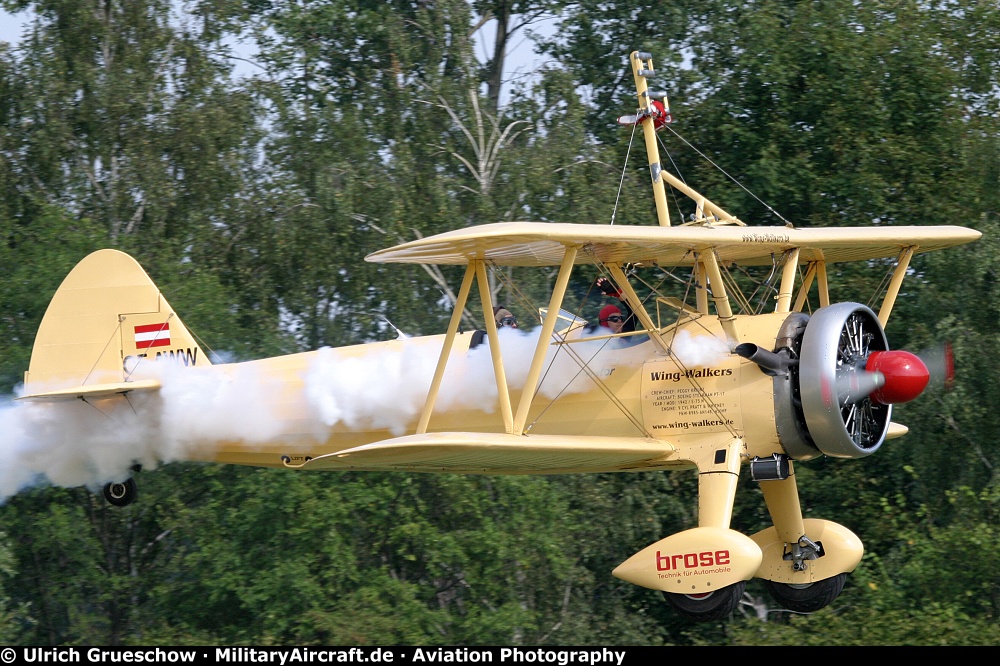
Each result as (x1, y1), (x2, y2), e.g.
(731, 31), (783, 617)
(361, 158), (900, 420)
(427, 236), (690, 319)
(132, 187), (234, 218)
(366, 222), (981, 267)
(300, 432), (681, 474)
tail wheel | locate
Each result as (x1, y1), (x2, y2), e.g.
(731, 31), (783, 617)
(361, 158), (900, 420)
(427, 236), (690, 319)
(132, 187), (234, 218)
(764, 573), (847, 613)
(799, 303), (891, 458)
(103, 477), (137, 507)
(661, 581), (746, 622)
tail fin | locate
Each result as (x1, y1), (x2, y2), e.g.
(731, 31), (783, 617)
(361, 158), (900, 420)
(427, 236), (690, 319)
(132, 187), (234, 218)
(22, 249), (211, 398)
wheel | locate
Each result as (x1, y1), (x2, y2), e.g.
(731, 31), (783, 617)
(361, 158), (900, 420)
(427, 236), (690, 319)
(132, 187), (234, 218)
(103, 477), (137, 507)
(661, 581), (746, 622)
(764, 573), (846, 613)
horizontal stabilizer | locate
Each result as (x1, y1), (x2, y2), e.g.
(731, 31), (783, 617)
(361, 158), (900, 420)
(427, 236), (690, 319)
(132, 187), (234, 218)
(301, 432), (679, 475)
(17, 379), (161, 402)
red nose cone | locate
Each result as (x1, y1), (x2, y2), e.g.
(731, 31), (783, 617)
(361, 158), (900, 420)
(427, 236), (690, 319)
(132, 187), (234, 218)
(866, 351), (930, 404)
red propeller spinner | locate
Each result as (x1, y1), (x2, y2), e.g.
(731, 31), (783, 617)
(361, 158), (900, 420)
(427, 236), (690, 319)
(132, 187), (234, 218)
(865, 343), (953, 404)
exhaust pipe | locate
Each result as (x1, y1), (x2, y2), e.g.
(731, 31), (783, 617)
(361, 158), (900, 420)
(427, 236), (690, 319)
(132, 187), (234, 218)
(735, 343), (797, 377)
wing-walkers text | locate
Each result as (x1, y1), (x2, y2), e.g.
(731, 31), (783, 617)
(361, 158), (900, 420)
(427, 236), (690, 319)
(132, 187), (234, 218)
(650, 367), (733, 382)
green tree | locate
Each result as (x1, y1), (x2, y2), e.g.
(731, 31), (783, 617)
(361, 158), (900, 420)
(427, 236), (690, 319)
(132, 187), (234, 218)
(471, 1), (560, 115)
(0, 0), (274, 357)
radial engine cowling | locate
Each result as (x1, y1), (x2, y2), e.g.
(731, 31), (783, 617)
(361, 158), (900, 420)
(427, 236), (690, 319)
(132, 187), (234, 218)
(747, 303), (931, 461)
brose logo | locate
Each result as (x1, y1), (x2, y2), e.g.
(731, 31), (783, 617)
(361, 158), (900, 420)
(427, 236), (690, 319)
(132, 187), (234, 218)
(656, 549), (731, 571)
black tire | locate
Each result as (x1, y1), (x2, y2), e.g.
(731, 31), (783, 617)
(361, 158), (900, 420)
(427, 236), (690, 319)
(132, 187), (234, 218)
(661, 581), (746, 622)
(103, 477), (138, 507)
(764, 573), (846, 613)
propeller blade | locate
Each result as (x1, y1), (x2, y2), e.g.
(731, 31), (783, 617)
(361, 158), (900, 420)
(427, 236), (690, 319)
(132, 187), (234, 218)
(836, 368), (886, 406)
(917, 342), (955, 391)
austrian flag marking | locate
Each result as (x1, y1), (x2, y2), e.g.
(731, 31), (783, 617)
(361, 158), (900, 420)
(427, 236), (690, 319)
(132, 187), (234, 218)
(134, 323), (171, 349)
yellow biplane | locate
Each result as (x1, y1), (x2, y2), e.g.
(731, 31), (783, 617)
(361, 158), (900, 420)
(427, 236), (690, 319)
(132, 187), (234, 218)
(16, 51), (981, 621)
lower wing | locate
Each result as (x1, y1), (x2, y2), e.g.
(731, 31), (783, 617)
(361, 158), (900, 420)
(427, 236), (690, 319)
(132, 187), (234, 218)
(301, 432), (681, 474)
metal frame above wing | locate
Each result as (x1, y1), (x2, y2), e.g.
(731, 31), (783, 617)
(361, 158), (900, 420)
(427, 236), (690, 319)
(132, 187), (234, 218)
(415, 248), (584, 437)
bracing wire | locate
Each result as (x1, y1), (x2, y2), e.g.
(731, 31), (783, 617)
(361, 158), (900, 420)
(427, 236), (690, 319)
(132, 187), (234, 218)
(610, 121), (640, 225)
(658, 124), (795, 227)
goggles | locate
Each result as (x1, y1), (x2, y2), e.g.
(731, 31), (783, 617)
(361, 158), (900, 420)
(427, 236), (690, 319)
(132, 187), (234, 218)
(498, 316), (518, 327)
(601, 315), (625, 323)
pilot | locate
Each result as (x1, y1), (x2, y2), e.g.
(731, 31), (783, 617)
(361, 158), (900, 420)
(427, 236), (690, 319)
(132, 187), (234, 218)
(470, 306), (518, 349)
(493, 306), (518, 329)
(599, 304), (627, 333)
(596, 278), (635, 333)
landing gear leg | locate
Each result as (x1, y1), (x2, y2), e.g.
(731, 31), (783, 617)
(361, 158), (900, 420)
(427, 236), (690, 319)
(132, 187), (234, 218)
(756, 463), (854, 612)
(661, 437), (748, 621)
(759, 461), (808, 548)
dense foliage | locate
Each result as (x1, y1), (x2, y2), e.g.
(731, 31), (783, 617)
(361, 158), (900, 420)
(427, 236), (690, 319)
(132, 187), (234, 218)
(0, 0), (997, 646)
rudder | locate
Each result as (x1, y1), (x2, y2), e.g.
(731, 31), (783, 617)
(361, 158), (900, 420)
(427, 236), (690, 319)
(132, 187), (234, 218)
(23, 249), (211, 396)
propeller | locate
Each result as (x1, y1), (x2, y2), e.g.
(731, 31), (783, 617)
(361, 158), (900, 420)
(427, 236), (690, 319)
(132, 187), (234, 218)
(836, 343), (954, 406)
(834, 363), (888, 406)
(616, 99), (674, 129)
(797, 303), (960, 459)
(743, 304), (957, 460)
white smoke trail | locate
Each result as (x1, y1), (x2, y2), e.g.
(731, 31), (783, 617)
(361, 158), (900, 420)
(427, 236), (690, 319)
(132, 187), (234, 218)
(0, 354), (322, 504)
(153, 360), (292, 447)
(301, 326), (644, 436)
(0, 394), (155, 501)
(304, 341), (442, 436)
(0, 324), (716, 503)
(669, 329), (731, 366)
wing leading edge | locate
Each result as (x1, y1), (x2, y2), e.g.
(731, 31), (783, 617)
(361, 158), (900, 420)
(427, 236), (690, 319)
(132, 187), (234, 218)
(300, 432), (681, 474)
(366, 222), (981, 268)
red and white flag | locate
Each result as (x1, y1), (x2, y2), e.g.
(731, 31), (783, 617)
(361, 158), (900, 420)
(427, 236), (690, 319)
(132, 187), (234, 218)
(134, 323), (171, 349)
